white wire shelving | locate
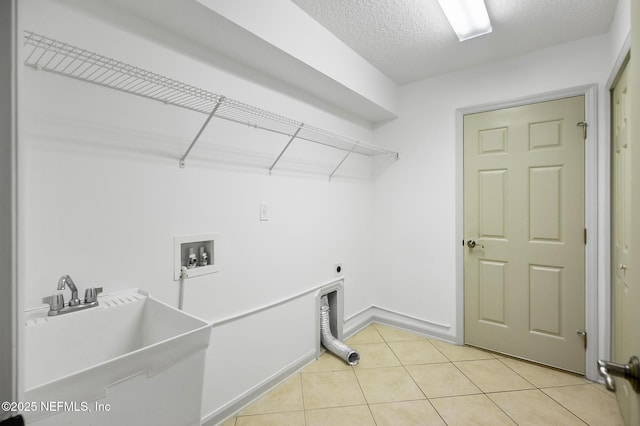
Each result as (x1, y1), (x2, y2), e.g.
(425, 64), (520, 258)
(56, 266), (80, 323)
(23, 31), (399, 179)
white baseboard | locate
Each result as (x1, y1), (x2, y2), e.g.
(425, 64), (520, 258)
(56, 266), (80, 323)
(344, 305), (455, 343)
(202, 305), (455, 425)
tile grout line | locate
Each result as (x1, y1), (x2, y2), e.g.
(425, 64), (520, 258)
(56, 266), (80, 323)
(495, 357), (593, 425)
(365, 324), (423, 424)
(358, 325), (385, 426)
(462, 357), (592, 426)
(299, 372), (309, 426)
(379, 325), (453, 425)
(448, 357), (523, 425)
(229, 324), (609, 426)
(349, 362), (379, 425)
(424, 340), (462, 425)
(539, 387), (592, 426)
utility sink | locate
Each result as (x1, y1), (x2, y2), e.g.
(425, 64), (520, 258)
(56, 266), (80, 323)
(23, 289), (211, 425)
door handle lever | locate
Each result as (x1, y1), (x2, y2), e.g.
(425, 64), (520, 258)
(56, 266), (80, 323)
(466, 239), (484, 249)
(597, 356), (640, 392)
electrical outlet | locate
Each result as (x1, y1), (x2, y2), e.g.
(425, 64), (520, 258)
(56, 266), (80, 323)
(334, 263), (343, 276)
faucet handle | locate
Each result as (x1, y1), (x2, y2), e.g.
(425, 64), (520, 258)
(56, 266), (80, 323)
(43, 294), (65, 311)
(84, 287), (103, 303)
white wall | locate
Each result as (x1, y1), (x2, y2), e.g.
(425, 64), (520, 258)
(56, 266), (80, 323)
(20, 0), (378, 421)
(372, 27), (627, 343)
(609, 0), (631, 62)
(18, 0), (632, 422)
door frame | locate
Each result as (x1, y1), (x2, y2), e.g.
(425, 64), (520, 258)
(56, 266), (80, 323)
(1, 0), (20, 419)
(454, 84), (599, 381)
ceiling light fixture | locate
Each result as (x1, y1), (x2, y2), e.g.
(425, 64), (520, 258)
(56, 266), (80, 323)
(436, 0), (492, 41)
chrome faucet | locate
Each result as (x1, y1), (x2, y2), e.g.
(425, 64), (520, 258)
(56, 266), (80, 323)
(58, 274), (80, 306)
(43, 275), (103, 316)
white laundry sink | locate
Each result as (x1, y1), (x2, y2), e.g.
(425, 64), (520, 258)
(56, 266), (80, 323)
(23, 289), (211, 425)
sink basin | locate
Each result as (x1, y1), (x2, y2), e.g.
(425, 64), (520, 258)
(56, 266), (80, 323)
(23, 289), (211, 425)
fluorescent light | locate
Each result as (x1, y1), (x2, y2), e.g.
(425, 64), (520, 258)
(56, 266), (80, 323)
(436, 0), (492, 41)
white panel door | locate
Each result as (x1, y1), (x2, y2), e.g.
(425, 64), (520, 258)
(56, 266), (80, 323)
(608, 57), (640, 425)
(600, 4), (640, 423)
(464, 96), (586, 373)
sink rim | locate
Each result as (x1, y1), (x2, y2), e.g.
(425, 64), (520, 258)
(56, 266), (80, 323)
(24, 288), (211, 393)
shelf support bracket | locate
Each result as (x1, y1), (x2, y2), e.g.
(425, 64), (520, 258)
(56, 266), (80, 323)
(269, 125), (303, 175)
(179, 97), (224, 168)
(328, 144), (358, 181)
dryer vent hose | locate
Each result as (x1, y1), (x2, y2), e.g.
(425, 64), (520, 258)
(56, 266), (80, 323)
(320, 295), (360, 366)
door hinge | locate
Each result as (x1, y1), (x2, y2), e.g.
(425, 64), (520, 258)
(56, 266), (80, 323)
(577, 330), (587, 350)
(584, 228), (587, 245)
(577, 121), (588, 139)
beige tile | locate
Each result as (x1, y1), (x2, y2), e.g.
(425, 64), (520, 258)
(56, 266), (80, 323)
(455, 359), (535, 393)
(369, 400), (446, 426)
(346, 324), (385, 344)
(305, 405), (376, 426)
(406, 363), (481, 398)
(489, 389), (585, 425)
(235, 411), (305, 426)
(302, 351), (352, 373)
(300, 370), (366, 409)
(240, 374), (303, 415)
(218, 417), (237, 426)
(592, 381), (619, 398)
(543, 384), (625, 425)
(499, 357), (586, 388)
(388, 340), (449, 365)
(429, 340), (496, 361)
(431, 394), (516, 426)
(355, 366), (425, 403)
(374, 324), (425, 342)
(351, 342), (401, 369)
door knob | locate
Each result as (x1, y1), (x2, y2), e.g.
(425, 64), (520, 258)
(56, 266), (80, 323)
(597, 356), (640, 392)
(466, 239), (484, 249)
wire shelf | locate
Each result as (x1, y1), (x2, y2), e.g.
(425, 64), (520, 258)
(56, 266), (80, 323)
(23, 31), (398, 176)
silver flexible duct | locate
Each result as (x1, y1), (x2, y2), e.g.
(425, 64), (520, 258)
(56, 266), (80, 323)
(320, 295), (360, 366)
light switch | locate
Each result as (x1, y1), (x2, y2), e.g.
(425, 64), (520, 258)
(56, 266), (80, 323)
(260, 202), (269, 221)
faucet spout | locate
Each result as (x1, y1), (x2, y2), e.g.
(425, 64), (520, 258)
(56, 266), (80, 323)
(58, 275), (80, 306)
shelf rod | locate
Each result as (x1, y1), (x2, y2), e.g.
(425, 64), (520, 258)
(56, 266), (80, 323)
(179, 97), (224, 168)
(269, 125), (303, 175)
(328, 144), (357, 181)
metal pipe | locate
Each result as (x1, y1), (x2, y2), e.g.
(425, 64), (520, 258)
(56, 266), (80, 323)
(319, 295), (360, 365)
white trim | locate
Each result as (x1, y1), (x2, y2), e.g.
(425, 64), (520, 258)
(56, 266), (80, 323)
(606, 35), (631, 90)
(4, 1), (20, 418)
(455, 85), (600, 381)
(209, 278), (343, 328)
(345, 305), (455, 343)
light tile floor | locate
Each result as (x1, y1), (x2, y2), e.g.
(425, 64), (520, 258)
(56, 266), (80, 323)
(219, 323), (624, 425)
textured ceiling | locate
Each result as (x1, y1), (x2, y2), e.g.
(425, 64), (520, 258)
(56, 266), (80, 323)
(291, 0), (619, 84)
